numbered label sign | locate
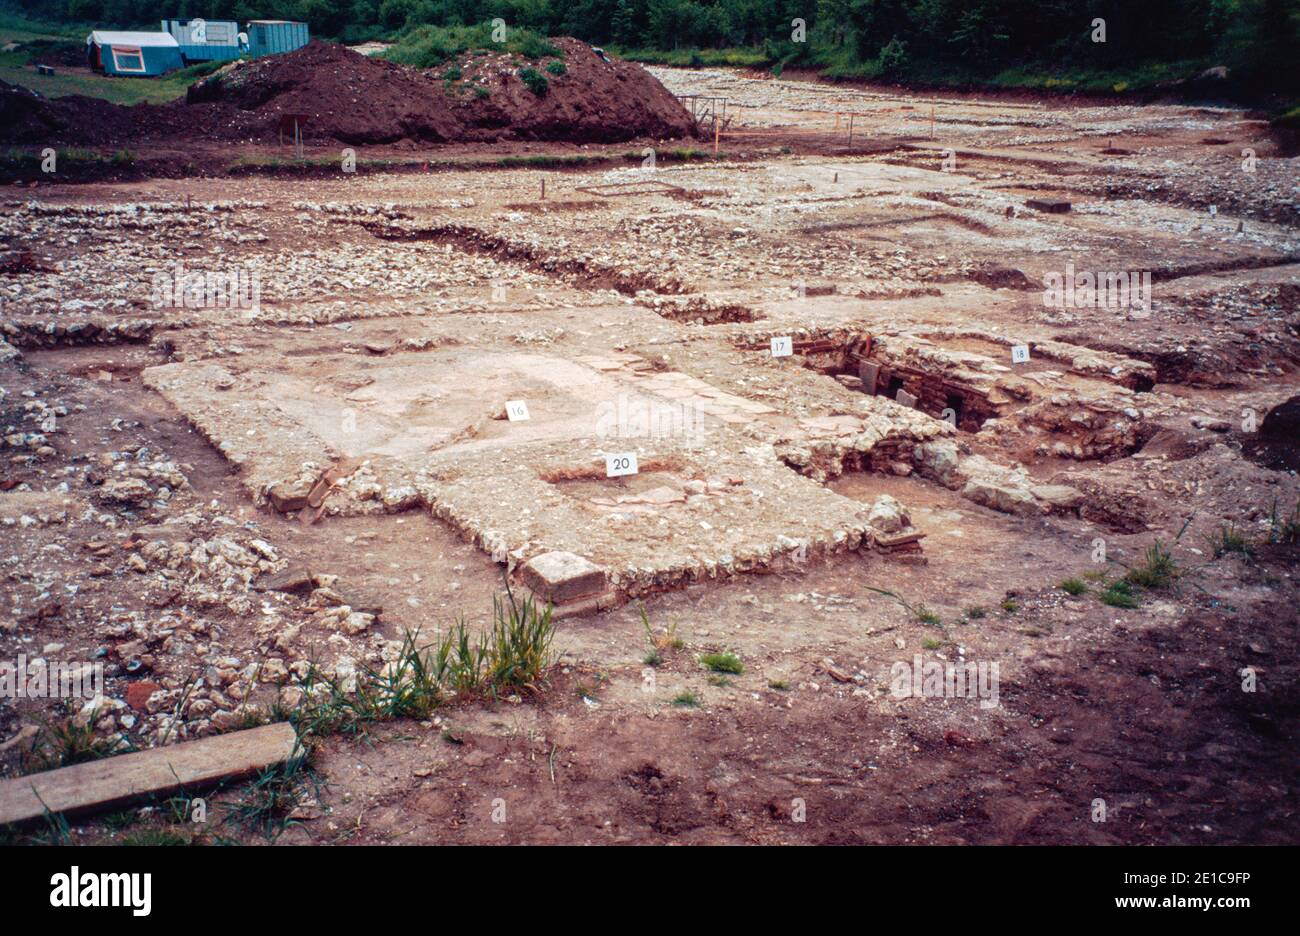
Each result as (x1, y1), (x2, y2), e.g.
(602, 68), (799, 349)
(505, 400), (530, 421)
(771, 336), (793, 358)
(1011, 344), (1031, 364)
(605, 452), (639, 478)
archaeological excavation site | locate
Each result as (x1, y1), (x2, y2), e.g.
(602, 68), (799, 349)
(0, 4), (1296, 877)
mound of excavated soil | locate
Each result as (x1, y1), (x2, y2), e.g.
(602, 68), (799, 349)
(0, 39), (695, 148)
(187, 39), (695, 144)
(186, 40), (465, 144)
(439, 37), (698, 143)
(0, 80), (135, 145)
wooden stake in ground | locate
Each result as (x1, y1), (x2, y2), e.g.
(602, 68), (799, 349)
(714, 114), (720, 154)
(0, 722), (299, 827)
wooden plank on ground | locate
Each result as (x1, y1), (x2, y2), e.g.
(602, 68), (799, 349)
(0, 722), (299, 827)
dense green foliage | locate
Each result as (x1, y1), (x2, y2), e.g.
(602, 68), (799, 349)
(14, 0), (1300, 95)
(382, 21), (560, 66)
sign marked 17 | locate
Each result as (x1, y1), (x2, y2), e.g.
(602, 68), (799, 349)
(771, 336), (793, 358)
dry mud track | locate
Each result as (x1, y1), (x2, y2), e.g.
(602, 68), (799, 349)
(0, 70), (1297, 845)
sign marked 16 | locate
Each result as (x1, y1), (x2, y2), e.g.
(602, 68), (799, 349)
(605, 453), (638, 478)
(505, 400), (530, 421)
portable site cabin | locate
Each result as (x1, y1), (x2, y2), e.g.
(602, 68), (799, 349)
(86, 31), (183, 76)
(161, 19), (243, 63)
(245, 20), (309, 58)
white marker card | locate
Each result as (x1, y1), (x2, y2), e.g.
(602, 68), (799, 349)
(605, 453), (639, 478)
(505, 400), (530, 421)
(771, 336), (793, 358)
(1011, 344), (1031, 364)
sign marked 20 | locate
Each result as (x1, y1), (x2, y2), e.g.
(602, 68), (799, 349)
(605, 453), (639, 478)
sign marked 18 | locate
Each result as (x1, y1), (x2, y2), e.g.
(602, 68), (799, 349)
(1011, 344), (1031, 364)
(771, 336), (793, 358)
(505, 400), (530, 421)
(605, 452), (639, 478)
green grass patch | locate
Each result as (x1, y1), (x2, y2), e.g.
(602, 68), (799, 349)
(1059, 578), (1088, 596)
(23, 708), (132, 774)
(382, 24), (561, 70)
(0, 10), (86, 44)
(221, 743), (315, 842)
(1099, 579), (1140, 609)
(671, 690), (701, 708)
(610, 45), (771, 68)
(495, 153), (600, 168)
(914, 605), (942, 627)
(288, 582), (554, 740)
(518, 66), (548, 95)
(1124, 540), (1178, 590)
(119, 828), (191, 846)
(0, 52), (225, 106)
(699, 652), (743, 675)
(1205, 524), (1252, 559)
(1267, 498), (1300, 544)
(989, 60), (1203, 95)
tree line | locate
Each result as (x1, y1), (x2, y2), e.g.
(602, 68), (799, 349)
(21, 0), (1300, 94)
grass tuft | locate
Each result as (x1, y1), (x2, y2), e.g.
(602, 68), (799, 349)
(1099, 579), (1140, 609)
(382, 24), (562, 69)
(1267, 499), (1300, 545)
(222, 742), (315, 842)
(1124, 540), (1178, 589)
(1205, 524), (1252, 559)
(700, 652), (743, 675)
(518, 66), (548, 95)
(23, 708), (132, 774)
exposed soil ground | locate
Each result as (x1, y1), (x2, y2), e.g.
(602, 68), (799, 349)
(0, 66), (1297, 845)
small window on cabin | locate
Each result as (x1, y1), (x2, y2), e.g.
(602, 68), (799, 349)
(111, 47), (146, 73)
